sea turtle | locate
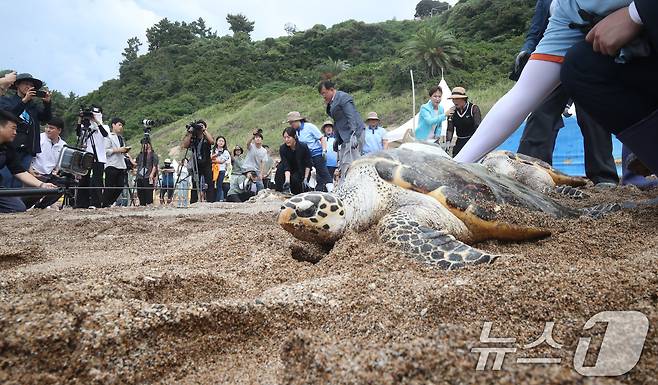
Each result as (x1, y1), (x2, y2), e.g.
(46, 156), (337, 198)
(481, 150), (589, 198)
(278, 143), (609, 270)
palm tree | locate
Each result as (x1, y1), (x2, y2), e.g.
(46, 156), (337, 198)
(403, 27), (460, 77)
(318, 57), (351, 80)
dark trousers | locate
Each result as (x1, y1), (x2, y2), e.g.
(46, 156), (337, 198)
(0, 195), (26, 213)
(22, 174), (64, 209)
(290, 171), (306, 195)
(136, 178), (154, 205)
(102, 167), (127, 207)
(0, 154), (32, 188)
(561, 41), (658, 136)
(275, 162), (285, 192)
(190, 162), (214, 203)
(215, 170), (226, 201)
(274, 161), (306, 194)
(516, 84), (618, 184)
(75, 161), (104, 208)
(310, 155), (331, 192)
(327, 166), (337, 184)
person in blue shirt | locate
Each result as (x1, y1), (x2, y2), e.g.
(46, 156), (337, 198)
(562, 0), (658, 180)
(512, 0), (619, 186)
(416, 85), (446, 141)
(362, 112), (388, 155)
(321, 120), (339, 184)
(453, 0), (646, 165)
(285, 111), (331, 192)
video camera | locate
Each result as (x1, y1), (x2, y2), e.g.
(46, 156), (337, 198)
(57, 145), (94, 176)
(186, 120), (205, 135)
(79, 104), (103, 128)
(141, 118), (155, 145)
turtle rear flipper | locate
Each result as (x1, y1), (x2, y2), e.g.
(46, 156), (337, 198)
(378, 210), (499, 270)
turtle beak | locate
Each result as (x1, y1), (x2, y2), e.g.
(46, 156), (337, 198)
(278, 206), (296, 226)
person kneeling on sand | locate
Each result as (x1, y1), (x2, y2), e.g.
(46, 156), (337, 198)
(226, 170), (259, 202)
(0, 110), (57, 213)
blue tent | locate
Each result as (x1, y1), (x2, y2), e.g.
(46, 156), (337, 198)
(496, 117), (623, 177)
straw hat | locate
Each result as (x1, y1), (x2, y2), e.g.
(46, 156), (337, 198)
(321, 120), (334, 130)
(365, 111), (380, 121)
(448, 87), (468, 99)
(284, 111), (305, 124)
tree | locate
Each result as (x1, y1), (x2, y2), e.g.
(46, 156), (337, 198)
(415, 0), (450, 18)
(226, 13), (255, 37)
(402, 27), (460, 77)
(121, 37), (142, 64)
(318, 57), (351, 80)
(146, 18), (196, 51)
(190, 17), (214, 38)
(284, 22), (297, 36)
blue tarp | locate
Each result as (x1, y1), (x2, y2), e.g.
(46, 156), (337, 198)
(496, 117), (623, 177)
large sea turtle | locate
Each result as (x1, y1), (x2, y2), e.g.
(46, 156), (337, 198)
(277, 144), (608, 270)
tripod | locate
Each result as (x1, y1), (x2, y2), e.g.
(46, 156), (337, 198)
(71, 122), (101, 208)
(174, 134), (204, 204)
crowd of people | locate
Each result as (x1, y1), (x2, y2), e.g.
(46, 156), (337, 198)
(0, 0), (656, 213)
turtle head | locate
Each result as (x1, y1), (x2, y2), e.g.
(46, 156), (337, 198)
(278, 192), (347, 245)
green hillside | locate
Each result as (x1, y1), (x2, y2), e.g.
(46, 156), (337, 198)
(47, 0), (534, 154)
(130, 79), (514, 159)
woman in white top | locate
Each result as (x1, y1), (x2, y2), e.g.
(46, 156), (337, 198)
(212, 136), (231, 202)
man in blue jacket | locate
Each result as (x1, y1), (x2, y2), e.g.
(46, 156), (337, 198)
(513, 0), (619, 186)
(0, 73), (52, 188)
(318, 80), (364, 182)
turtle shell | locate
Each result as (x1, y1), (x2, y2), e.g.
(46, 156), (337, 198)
(355, 149), (580, 241)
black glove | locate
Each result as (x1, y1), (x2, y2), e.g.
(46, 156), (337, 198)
(509, 50), (530, 81)
(282, 182), (291, 194)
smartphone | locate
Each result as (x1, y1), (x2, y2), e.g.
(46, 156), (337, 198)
(34, 90), (47, 98)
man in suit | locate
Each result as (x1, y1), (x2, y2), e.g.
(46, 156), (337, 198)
(102, 117), (132, 207)
(561, 0), (658, 177)
(318, 80), (364, 183)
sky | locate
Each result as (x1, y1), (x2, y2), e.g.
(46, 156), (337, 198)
(4, 0), (458, 97)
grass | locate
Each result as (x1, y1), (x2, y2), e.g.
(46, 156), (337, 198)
(132, 79), (514, 160)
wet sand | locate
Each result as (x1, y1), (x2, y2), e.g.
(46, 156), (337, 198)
(1, 186), (657, 384)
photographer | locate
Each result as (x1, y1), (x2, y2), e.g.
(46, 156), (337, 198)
(181, 120), (214, 203)
(226, 170), (258, 202)
(160, 158), (175, 205)
(243, 129), (267, 193)
(0, 73), (52, 188)
(102, 117), (131, 208)
(135, 142), (158, 205)
(0, 110), (57, 213)
(22, 117), (67, 209)
(75, 106), (108, 209)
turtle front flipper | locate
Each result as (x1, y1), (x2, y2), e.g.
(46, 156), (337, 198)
(553, 184), (589, 199)
(378, 209), (499, 270)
